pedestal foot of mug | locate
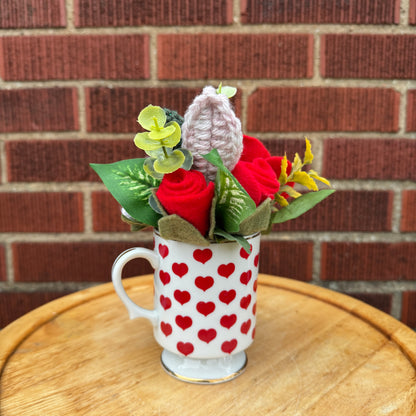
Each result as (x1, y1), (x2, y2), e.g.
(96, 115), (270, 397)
(160, 349), (247, 384)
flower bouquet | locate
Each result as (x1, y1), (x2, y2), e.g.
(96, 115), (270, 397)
(91, 85), (334, 253)
(95, 85), (335, 383)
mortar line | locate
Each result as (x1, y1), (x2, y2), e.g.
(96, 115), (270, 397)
(82, 188), (93, 233)
(4, 242), (14, 284)
(391, 291), (403, 321)
(65, 0), (75, 30)
(149, 32), (158, 83)
(311, 240), (322, 284)
(391, 189), (403, 234)
(400, 0), (410, 26)
(233, 0), (241, 25)
(313, 32), (321, 81)
(0, 139), (6, 185)
(77, 84), (87, 134)
(2, 24), (416, 36)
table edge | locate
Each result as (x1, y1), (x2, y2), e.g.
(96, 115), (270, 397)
(1, 274), (415, 375)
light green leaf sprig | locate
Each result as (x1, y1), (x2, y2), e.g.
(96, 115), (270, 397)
(216, 83), (237, 98)
(134, 105), (192, 178)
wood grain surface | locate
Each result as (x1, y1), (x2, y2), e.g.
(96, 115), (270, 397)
(1, 274), (416, 415)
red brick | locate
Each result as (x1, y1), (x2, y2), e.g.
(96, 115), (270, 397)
(241, 0), (400, 24)
(323, 139), (416, 180)
(401, 191), (416, 232)
(407, 90), (416, 132)
(0, 0), (66, 28)
(0, 88), (78, 133)
(6, 139), (142, 182)
(401, 291), (416, 328)
(348, 293), (392, 314)
(247, 87), (400, 132)
(0, 291), (71, 328)
(86, 87), (212, 133)
(0, 193), (84, 232)
(0, 35), (149, 81)
(274, 190), (393, 232)
(260, 241), (313, 281)
(74, 0), (233, 27)
(157, 34), (313, 80)
(262, 138), (308, 160)
(92, 191), (131, 232)
(321, 242), (416, 281)
(410, 0), (416, 24)
(13, 241), (155, 282)
(321, 35), (416, 79)
(0, 246), (6, 281)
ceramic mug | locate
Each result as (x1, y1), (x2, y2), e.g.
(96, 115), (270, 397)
(111, 232), (260, 384)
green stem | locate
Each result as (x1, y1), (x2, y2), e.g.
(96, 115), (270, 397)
(162, 145), (168, 158)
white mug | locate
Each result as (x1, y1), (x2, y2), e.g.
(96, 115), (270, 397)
(111, 232), (260, 384)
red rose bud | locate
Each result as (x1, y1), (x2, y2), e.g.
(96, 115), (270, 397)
(156, 169), (215, 236)
(239, 135), (271, 162)
(232, 159), (280, 206)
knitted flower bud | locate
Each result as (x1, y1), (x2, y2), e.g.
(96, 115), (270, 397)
(181, 86), (243, 182)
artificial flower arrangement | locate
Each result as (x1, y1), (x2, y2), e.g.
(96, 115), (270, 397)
(91, 85), (334, 253)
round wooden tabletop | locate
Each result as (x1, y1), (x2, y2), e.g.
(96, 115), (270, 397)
(1, 274), (416, 415)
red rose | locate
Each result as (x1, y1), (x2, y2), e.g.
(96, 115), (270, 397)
(156, 169), (215, 236)
(239, 135), (271, 162)
(232, 158), (280, 206)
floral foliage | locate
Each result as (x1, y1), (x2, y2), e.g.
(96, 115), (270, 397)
(91, 86), (334, 251)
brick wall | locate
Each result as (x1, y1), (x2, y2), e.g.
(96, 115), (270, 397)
(0, 0), (415, 328)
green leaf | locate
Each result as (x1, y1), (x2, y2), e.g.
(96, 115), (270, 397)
(154, 149), (185, 173)
(134, 132), (164, 151)
(158, 215), (210, 246)
(138, 105), (166, 131)
(90, 159), (162, 227)
(148, 124), (175, 140)
(178, 148), (193, 170)
(202, 149), (256, 233)
(216, 83), (237, 98)
(238, 198), (272, 236)
(271, 189), (335, 224)
(213, 228), (251, 254)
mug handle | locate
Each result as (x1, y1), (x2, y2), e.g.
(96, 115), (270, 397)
(111, 247), (159, 325)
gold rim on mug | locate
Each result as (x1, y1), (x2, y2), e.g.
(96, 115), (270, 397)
(160, 352), (248, 385)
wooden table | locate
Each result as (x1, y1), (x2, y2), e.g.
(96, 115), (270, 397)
(1, 274), (416, 415)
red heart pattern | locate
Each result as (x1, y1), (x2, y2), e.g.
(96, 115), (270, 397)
(239, 246), (251, 259)
(174, 290), (191, 305)
(219, 289), (236, 305)
(160, 295), (172, 310)
(158, 244), (169, 258)
(161, 322), (172, 336)
(220, 314), (237, 329)
(218, 263), (235, 278)
(154, 234), (260, 358)
(193, 249), (213, 264)
(198, 328), (217, 343)
(221, 339), (237, 354)
(240, 319), (251, 335)
(195, 276), (214, 292)
(240, 270), (252, 285)
(196, 301), (215, 316)
(172, 262), (188, 278)
(159, 270), (171, 286)
(177, 342), (194, 356)
(240, 294), (251, 310)
(175, 315), (193, 330)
